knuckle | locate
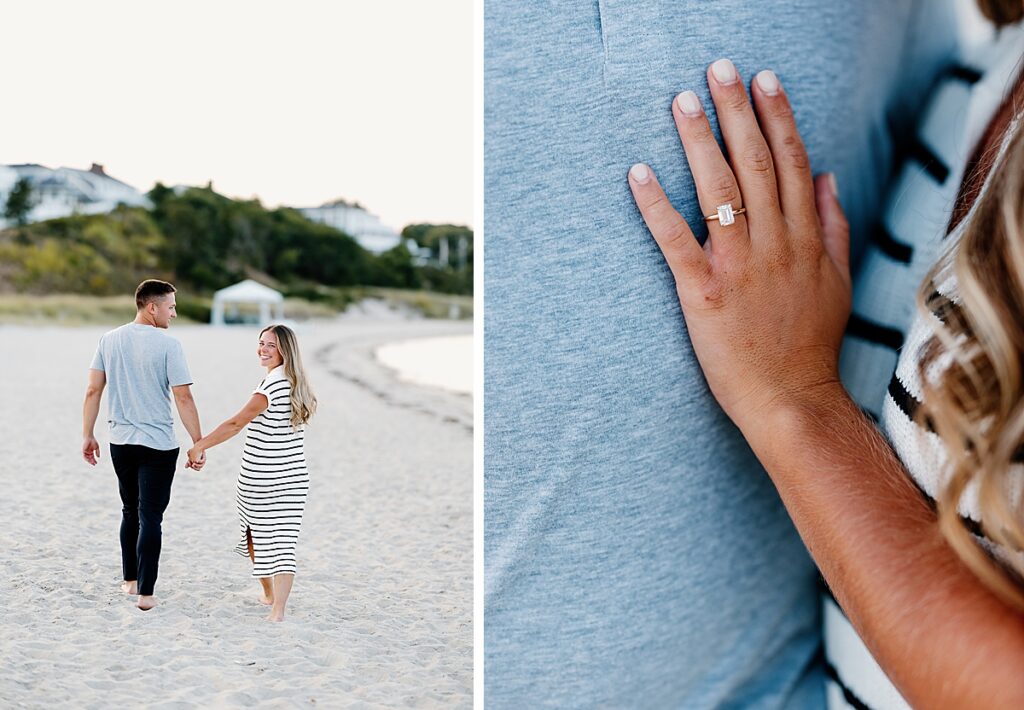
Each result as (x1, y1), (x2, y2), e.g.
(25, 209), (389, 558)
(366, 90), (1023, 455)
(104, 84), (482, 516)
(643, 191), (675, 219)
(661, 219), (691, 249)
(688, 121), (719, 147)
(763, 96), (791, 117)
(690, 273), (725, 308)
(704, 173), (740, 205)
(639, 191), (670, 213)
(721, 90), (750, 113)
(766, 243), (794, 269)
(782, 134), (810, 172)
(794, 235), (823, 262)
(741, 143), (774, 176)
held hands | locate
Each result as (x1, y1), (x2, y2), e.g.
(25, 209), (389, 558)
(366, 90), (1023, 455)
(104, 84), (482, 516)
(628, 60), (851, 429)
(186, 446), (206, 471)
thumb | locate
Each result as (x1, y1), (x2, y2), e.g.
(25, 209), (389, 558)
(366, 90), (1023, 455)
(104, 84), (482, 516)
(814, 173), (850, 285)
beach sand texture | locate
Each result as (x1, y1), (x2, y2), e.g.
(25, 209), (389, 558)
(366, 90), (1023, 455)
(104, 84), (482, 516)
(0, 316), (472, 708)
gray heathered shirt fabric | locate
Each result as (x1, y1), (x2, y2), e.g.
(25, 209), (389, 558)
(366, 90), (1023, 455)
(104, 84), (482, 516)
(484, 1), (956, 708)
(90, 323), (192, 451)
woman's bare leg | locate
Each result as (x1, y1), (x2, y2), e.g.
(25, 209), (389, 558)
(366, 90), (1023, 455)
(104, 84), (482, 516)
(247, 528), (273, 604)
(266, 573), (294, 622)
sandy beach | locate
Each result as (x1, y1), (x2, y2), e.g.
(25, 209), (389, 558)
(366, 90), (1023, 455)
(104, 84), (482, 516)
(0, 314), (472, 708)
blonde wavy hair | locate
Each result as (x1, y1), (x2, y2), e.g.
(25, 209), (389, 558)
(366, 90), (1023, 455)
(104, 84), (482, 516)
(915, 119), (1024, 611)
(261, 324), (317, 428)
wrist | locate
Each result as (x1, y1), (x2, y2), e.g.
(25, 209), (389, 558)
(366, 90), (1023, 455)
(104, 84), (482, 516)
(736, 378), (852, 458)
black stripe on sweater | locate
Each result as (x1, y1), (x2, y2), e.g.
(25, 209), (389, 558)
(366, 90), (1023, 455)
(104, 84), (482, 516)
(907, 136), (950, 183)
(885, 374), (1009, 543)
(947, 64), (983, 85)
(887, 373), (1024, 465)
(846, 314), (905, 350)
(924, 289), (957, 322)
(823, 654), (873, 710)
(870, 223), (914, 263)
(886, 372), (921, 421)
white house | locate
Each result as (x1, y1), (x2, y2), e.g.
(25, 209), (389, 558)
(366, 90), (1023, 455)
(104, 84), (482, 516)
(0, 163), (149, 228)
(211, 279), (285, 326)
(299, 199), (401, 253)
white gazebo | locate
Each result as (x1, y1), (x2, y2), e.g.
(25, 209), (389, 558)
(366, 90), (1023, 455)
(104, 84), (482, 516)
(211, 279), (284, 326)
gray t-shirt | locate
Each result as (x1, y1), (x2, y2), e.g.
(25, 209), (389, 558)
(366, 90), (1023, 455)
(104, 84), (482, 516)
(90, 323), (192, 451)
(484, 0), (956, 707)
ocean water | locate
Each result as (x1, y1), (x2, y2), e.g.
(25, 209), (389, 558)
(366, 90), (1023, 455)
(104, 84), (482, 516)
(375, 334), (472, 396)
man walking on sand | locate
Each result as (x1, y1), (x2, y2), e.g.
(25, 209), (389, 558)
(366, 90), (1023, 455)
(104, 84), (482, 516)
(82, 279), (204, 611)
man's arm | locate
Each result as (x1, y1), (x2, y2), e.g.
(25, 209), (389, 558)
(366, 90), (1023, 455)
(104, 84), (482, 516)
(746, 386), (1024, 709)
(172, 383), (202, 448)
(82, 369), (106, 465)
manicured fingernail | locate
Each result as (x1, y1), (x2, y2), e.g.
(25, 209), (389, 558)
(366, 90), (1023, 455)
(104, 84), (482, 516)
(676, 90), (702, 116)
(827, 173), (838, 197)
(710, 58), (738, 85)
(755, 70), (780, 96)
(630, 163), (651, 184)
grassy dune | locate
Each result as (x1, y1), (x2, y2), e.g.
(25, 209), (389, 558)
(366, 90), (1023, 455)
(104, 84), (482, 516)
(367, 288), (473, 319)
(0, 290), (471, 326)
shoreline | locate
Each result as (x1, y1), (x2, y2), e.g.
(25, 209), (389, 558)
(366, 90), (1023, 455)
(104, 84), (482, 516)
(374, 334), (473, 397)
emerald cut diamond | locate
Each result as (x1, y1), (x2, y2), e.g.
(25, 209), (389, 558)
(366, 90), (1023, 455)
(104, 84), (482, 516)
(717, 204), (735, 226)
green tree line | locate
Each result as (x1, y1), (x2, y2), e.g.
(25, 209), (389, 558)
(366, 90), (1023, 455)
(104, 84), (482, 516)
(0, 183), (472, 299)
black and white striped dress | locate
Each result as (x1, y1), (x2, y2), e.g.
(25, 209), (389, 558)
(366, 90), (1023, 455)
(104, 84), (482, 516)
(234, 366), (309, 577)
(827, 23), (1024, 709)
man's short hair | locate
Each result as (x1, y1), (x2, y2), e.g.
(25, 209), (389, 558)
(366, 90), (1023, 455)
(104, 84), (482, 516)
(135, 279), (177, 310)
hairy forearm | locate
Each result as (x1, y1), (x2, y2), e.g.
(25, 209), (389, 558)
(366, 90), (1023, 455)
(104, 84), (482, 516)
(742, 384), (1024, 709)
(174, 397), (202, 444)
(82, 391), (102, 437)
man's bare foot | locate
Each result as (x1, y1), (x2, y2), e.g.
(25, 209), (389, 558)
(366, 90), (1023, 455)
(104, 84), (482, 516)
(259, 592), (274, 605)
(266, 610), (285, 622)
(121, 581), (138, 595)
(137, 595), (158, 611)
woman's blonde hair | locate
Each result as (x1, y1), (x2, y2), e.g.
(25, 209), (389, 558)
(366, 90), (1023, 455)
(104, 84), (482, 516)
(261, 324), (317, 428)
(915, 120), (1024, 611)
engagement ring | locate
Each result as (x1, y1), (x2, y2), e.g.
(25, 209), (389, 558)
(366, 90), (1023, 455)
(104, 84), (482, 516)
(704, 203), (745, 226)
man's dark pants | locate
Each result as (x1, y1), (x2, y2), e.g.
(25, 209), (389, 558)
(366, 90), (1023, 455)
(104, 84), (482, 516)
(109, 444), (178, 596)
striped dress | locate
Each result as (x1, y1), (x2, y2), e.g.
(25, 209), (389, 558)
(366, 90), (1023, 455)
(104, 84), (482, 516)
(827, 23), (1024, 709)
(234, 365), (309, 577)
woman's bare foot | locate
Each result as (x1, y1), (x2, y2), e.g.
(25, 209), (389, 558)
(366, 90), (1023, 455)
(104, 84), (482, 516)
(265, 573), (293, 622)
(137, 595), (158, 611)
(258, 578), (274, 605)
(121, 581), (138, 595)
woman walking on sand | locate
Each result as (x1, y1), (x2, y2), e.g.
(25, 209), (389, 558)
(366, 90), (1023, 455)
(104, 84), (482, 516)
(187, 324), (317, 622)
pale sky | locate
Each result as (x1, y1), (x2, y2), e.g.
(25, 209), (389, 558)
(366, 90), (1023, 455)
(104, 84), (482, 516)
(0, 0), (472, 231)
